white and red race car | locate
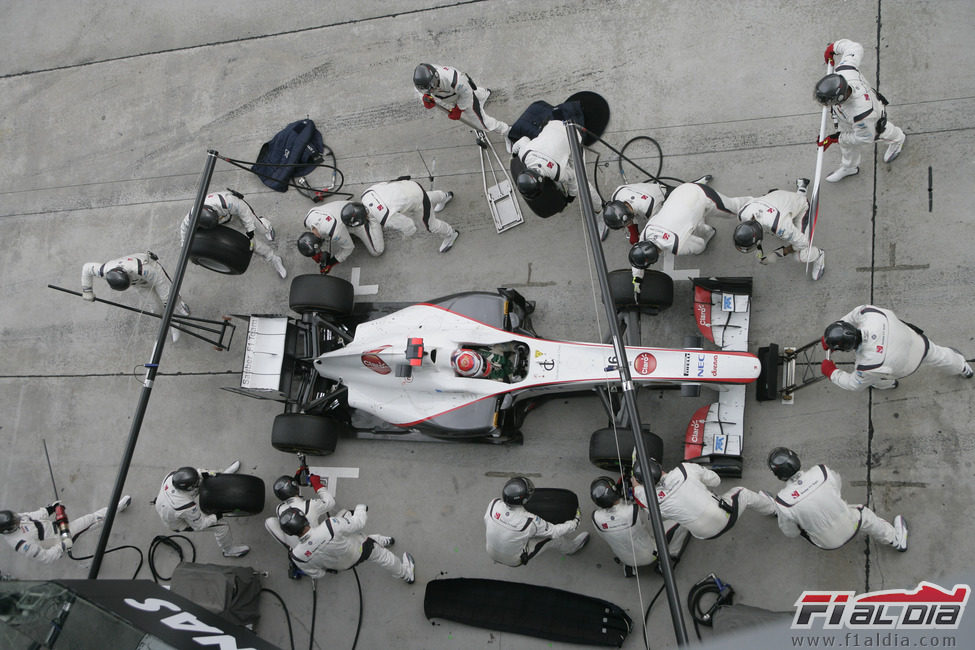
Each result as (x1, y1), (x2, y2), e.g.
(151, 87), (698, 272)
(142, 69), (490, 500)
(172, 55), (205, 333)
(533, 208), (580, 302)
(231, 272), (759, 476)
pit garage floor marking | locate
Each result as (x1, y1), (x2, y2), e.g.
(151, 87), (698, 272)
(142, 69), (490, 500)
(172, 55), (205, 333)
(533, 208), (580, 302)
(662, 254), (700, 282)
(308, 466), (360, 499)
(351, 267), (378, 295)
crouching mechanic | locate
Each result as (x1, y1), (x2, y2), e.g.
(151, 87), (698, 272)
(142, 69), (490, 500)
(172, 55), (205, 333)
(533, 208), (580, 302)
(81, 252), (190, 342)
(733, 178), (826, 281)
(512, 120), (601, 213)
(155, 462), (250, 558)
(766, 447), (907, 551)
(628, 182), (753, 283)
(413, 63), (509, 137)
(280, 504), (414, 583)
(356, 180), (459, 253)
(821, 305), (973, 391)
(590, 476), (689, 577)
(484, 477), (589, 567)
(602, 181), (669, 245)
(298, 200), (385, 273)
(266, 472), (339, 579)
(1, 496), (131, 564)
(815, 39), (906, 182)
(633, 458), (774, 541)
(179, 190), (286, 278)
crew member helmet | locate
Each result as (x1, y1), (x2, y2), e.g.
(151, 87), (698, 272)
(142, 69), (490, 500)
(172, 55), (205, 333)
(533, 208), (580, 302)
(451, 349), (489, 378)
(516, 170), (544, 199)
(0, 510), (19, 534)
(814, 74), (851, 106)
(279, 508), (309, 537)
(340, 202), (368, 227)
(628, 241), (660, 268)
(823, 320), (862, 352)
(590, 476), (621, 508)
(502, 477), (535, 506)
(632, 457), (662, 486)
(603, 201), (635, 229)
(171, 467), (201, 491)
(733, 220), (765, 253)
(198, 205), (220, 230)
(413, 63), (439, 93)
(105, 267), (131, 291)
(273, 475), (300, 501)
(296, 232), (323, 257)
(768, 447), (802, 480)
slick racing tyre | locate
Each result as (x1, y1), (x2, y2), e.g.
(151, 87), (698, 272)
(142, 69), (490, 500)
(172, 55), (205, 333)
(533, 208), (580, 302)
(524, 488), (579, 524)
(198, 474), (265, 516)
(289, 274), (354, 316)
(189, 225), (253, 274)
(589, 427), (664, 472)
(608, 269), (673, 311)
(271, 413), (348, 455)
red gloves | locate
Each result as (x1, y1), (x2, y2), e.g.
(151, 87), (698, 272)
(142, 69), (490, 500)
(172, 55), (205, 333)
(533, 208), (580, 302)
(422, 95), (436, 109)
(821, 336), (829, 350)
(824, 43), (836, 64)
(821, 359), (838, 378)
(447, 106), (462, 120)
(818, 133), (839, 151)
(309, 474), (325, 491)
(626, 223), (640, 245)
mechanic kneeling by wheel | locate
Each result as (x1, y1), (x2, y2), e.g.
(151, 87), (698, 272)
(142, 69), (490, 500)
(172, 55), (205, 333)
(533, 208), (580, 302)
(154, 461), (250, 558)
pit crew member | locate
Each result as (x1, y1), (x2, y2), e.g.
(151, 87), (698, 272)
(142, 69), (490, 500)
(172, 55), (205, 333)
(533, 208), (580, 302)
(356, 180), (459, 253)
(413, 63), (509, 137)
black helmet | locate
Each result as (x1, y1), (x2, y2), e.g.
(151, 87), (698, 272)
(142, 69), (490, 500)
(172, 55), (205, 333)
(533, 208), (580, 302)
(823, 320), (862, 352)
(516, 171), (544, 199)
(105, 267), (131, 291)
(341, 202), (368, 227)
(413, 63), (439, 92)
(296, 232), (323, 257)
(628, 241), (660, 269)
(814, 74), (851, 106)
(171, 467), (201, 491)
(733, 220), (764, 253)
(603, 201), (635, 229)
(273, 475), (300, 501)
(198, 205), (220, 230)
(768, 447), (802, 480)
(279, 507), (309, 537)
(632, 458), (662, 486)
(502, 477), (535, 506)
(590, 476), (621, 508)
(0, 510), (19, 534)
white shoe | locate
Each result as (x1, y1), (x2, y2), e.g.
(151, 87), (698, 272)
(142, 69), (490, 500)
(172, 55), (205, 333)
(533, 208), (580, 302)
(271, 256), (287, 279)
(826, 167), (858, 182)
(221, 460), (241, 474)
(796, 178), (810, 194)
(222, 545), (250, 558)
(433, 191), (454, 213)
(118, 495), (132, 512)
(177, 301), (191, 316)
(170, 327), (181, 343)
(883, 141), (903, 163)
(371, 535), (394, 547)
(402, 552), (416, 584)
(892, 515), (908, 552)
(439, 230), (459, 253)
(701, 224), (716, 244)
(691, 174), (713, 185)
(566, 532), (590, 555)
(810, 250), (826, 281)
(961, 363), (973, 379)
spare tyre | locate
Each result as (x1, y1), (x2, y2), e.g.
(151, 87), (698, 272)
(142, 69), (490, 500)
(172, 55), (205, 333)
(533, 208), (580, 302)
(199, 474), (265, 516)
(189, 225), (253, 275)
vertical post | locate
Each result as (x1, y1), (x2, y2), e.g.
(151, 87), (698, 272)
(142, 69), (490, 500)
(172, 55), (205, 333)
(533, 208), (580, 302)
(87, 150), (218, 578)
(564, 123), (689, 644)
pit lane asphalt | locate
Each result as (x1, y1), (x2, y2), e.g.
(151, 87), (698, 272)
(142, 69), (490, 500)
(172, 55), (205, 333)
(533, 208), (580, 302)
(2, 2), (974, 648)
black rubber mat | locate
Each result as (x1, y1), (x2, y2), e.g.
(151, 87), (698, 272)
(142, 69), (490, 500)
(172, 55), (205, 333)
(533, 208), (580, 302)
(425, 578), (632, 647)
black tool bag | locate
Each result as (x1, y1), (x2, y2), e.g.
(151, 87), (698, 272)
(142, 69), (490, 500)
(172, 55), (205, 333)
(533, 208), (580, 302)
(170, 562), (263, 628)
(252, 119), (324, 192)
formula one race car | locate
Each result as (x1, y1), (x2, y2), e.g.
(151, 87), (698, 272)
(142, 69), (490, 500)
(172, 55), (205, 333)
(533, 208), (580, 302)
(228, 272), (759, 475)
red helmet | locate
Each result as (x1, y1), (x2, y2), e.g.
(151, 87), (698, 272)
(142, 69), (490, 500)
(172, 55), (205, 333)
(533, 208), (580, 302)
(451, 349), (489, 378)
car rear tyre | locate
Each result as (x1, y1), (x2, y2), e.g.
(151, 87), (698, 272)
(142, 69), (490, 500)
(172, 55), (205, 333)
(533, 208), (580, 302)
(289, 274), (355, 316)
(608, 269), (673, 311)
(271, 413), (347, 455)
(198, 474), (265, 516)
(589, 427), (664, 472)
(189, 226), (253, 275)
(524, 487), (579, 524)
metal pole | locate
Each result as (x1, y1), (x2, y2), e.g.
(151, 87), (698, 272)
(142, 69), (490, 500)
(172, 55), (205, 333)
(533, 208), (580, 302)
(87, 150), (218, 578)
(564, 122), (690, 644)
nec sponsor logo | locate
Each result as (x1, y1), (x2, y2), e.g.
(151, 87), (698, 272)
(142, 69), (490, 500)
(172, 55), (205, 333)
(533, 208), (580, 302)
(696, 354), (706, 377)
(792, 582), (970, 630)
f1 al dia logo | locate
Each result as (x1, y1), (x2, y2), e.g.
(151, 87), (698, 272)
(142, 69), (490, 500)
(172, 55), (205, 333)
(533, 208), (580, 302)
(792, 582), (970, 630)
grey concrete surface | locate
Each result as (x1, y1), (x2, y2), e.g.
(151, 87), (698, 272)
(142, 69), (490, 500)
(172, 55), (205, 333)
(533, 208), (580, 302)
(1, 0), (973, 648)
